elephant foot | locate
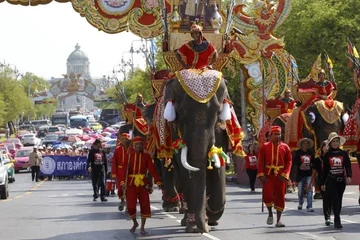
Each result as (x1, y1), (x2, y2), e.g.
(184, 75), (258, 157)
(181, 217), (187, 226)
(185, 223), (210, 233)
(208, 221), (218, 226)
(179, 207), (185, 214)
(164, 207), (179, 212)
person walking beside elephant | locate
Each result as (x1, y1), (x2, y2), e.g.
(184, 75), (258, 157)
(242, 143), (258, 192)
(258, 126), (292, 227)
(294, 138), (315, 212)
(119, 136), (163, 235)
(311, 140), (333, 226)
(111, 133), (131, 211)
(321, 132), (352, 229)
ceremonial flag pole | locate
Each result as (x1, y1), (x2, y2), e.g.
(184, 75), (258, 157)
(261, 65), (266, 213)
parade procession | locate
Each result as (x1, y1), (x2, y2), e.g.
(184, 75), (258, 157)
(1, 0), (360, 239)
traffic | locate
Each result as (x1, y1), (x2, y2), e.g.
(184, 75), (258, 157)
(0, 108), (122, 200)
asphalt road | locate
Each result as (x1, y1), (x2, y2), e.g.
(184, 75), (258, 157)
(1, 173), (359, 240)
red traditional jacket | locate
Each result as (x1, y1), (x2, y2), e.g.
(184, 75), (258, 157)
(277, 98), (297, 114)
(111, 145), (129, 179)
(119, 149), (161, 187)
(177, 41), (216, 69)
(313, 81), (334, 96)
(257, 141), (292, 180)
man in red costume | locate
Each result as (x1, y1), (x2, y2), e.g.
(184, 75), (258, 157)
(111, 133), (131, 211)
(312, 69), (336, 101)
(176, 21), (218, 70)
(258, 126), (292, 227)
(119, 136), (162, 234)
(277, 89), (297, 114)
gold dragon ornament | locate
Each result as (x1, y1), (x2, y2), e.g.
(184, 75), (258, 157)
(230, 0), (296, 133)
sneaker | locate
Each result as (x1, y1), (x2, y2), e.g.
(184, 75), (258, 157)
(101, 198), (108, 202)
(307, 208), (314, 212)
(297, 204), (303, 210)
(93, 198), (97, 202)
(325, 219), (331, 226)
(275, 222), (285, 227)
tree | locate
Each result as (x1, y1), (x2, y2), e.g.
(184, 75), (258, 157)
(275, 0), (360, 107)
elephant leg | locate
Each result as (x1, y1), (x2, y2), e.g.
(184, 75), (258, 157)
(183, 169), (209, 233)
(161, 163), (181, 212)
(206, 167), (226, 226)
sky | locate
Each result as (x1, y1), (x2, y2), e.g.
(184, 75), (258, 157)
(0, 2), (147, 80)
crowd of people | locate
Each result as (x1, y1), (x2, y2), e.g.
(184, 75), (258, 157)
(241, 127), (352, 230)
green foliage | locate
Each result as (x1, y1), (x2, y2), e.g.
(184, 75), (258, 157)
(0, 67), (56, 125)
(276, 0), (360, 108)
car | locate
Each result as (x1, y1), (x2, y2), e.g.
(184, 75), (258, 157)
(97, 120), (110, 129)
(90, 122), (103, 131)
(4, 138), (23, 149)
(0, 144), (12, 159)
(14, 147), (33, 173)
(0, 156), (9, 199)
(48, 126), (64, 134)
(19, 124), (36, 133)
(22, 134), (40, 146)
(0, 154), (15, 183)
(2, 142), (16, 159)
(40, 134), (59, 147)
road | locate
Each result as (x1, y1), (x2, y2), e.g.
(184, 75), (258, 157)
(0, 173), (359, 240)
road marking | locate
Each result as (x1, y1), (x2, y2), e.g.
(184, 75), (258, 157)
(151, 205), (222, 240)
(295, 232), (336, 240)
(4, 181), (45, 202)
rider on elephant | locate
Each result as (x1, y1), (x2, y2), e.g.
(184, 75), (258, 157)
(277, 89), (297, 114)
(176, 21), (218, 70)
(302, 69), (337, 109)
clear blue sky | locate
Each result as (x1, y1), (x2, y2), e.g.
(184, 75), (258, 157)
(0, 2), (146, 79)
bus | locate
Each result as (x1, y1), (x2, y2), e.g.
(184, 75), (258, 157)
(99, 109), (120, 125)
(69, 110), (81, 119)
(69, 115), (89, 128)
(30, 120), (51, 130)
(51, 112), (69, 127)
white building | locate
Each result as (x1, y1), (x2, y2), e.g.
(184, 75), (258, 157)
(49, 44), (106, 111)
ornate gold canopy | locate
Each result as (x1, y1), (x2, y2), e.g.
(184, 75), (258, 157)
(0, 0), (171, 38)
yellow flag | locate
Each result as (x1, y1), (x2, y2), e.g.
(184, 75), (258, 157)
(353, 46), (359, 58)
(327, 56), (333, 69)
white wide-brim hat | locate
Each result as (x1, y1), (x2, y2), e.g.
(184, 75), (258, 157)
(327, 132), (346, 146)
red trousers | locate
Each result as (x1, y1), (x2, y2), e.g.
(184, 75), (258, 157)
(263, 174), (286, 212)
(126, 186), (151, 219)
(117, 180), (124, 200)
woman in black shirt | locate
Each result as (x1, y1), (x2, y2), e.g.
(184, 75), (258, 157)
(321, 132), (352, 229)
(311, 140), (332, 225)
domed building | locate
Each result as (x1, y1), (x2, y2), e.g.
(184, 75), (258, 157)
(67, 43), (90, 79)
(49, 43), (107, 112)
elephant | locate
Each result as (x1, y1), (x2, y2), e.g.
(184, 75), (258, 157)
(302, 101), (346, 150)
(164, 74), (229, 233)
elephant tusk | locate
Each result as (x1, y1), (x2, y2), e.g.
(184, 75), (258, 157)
(212, 153), (221, 168)
(342, 112), (349, 124)
(181, 146), (200, 171)
(164, 101), (176, 122)
(219, 102), (231, 121)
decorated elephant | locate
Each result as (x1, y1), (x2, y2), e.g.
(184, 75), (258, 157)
(163, 69), (234, 233)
